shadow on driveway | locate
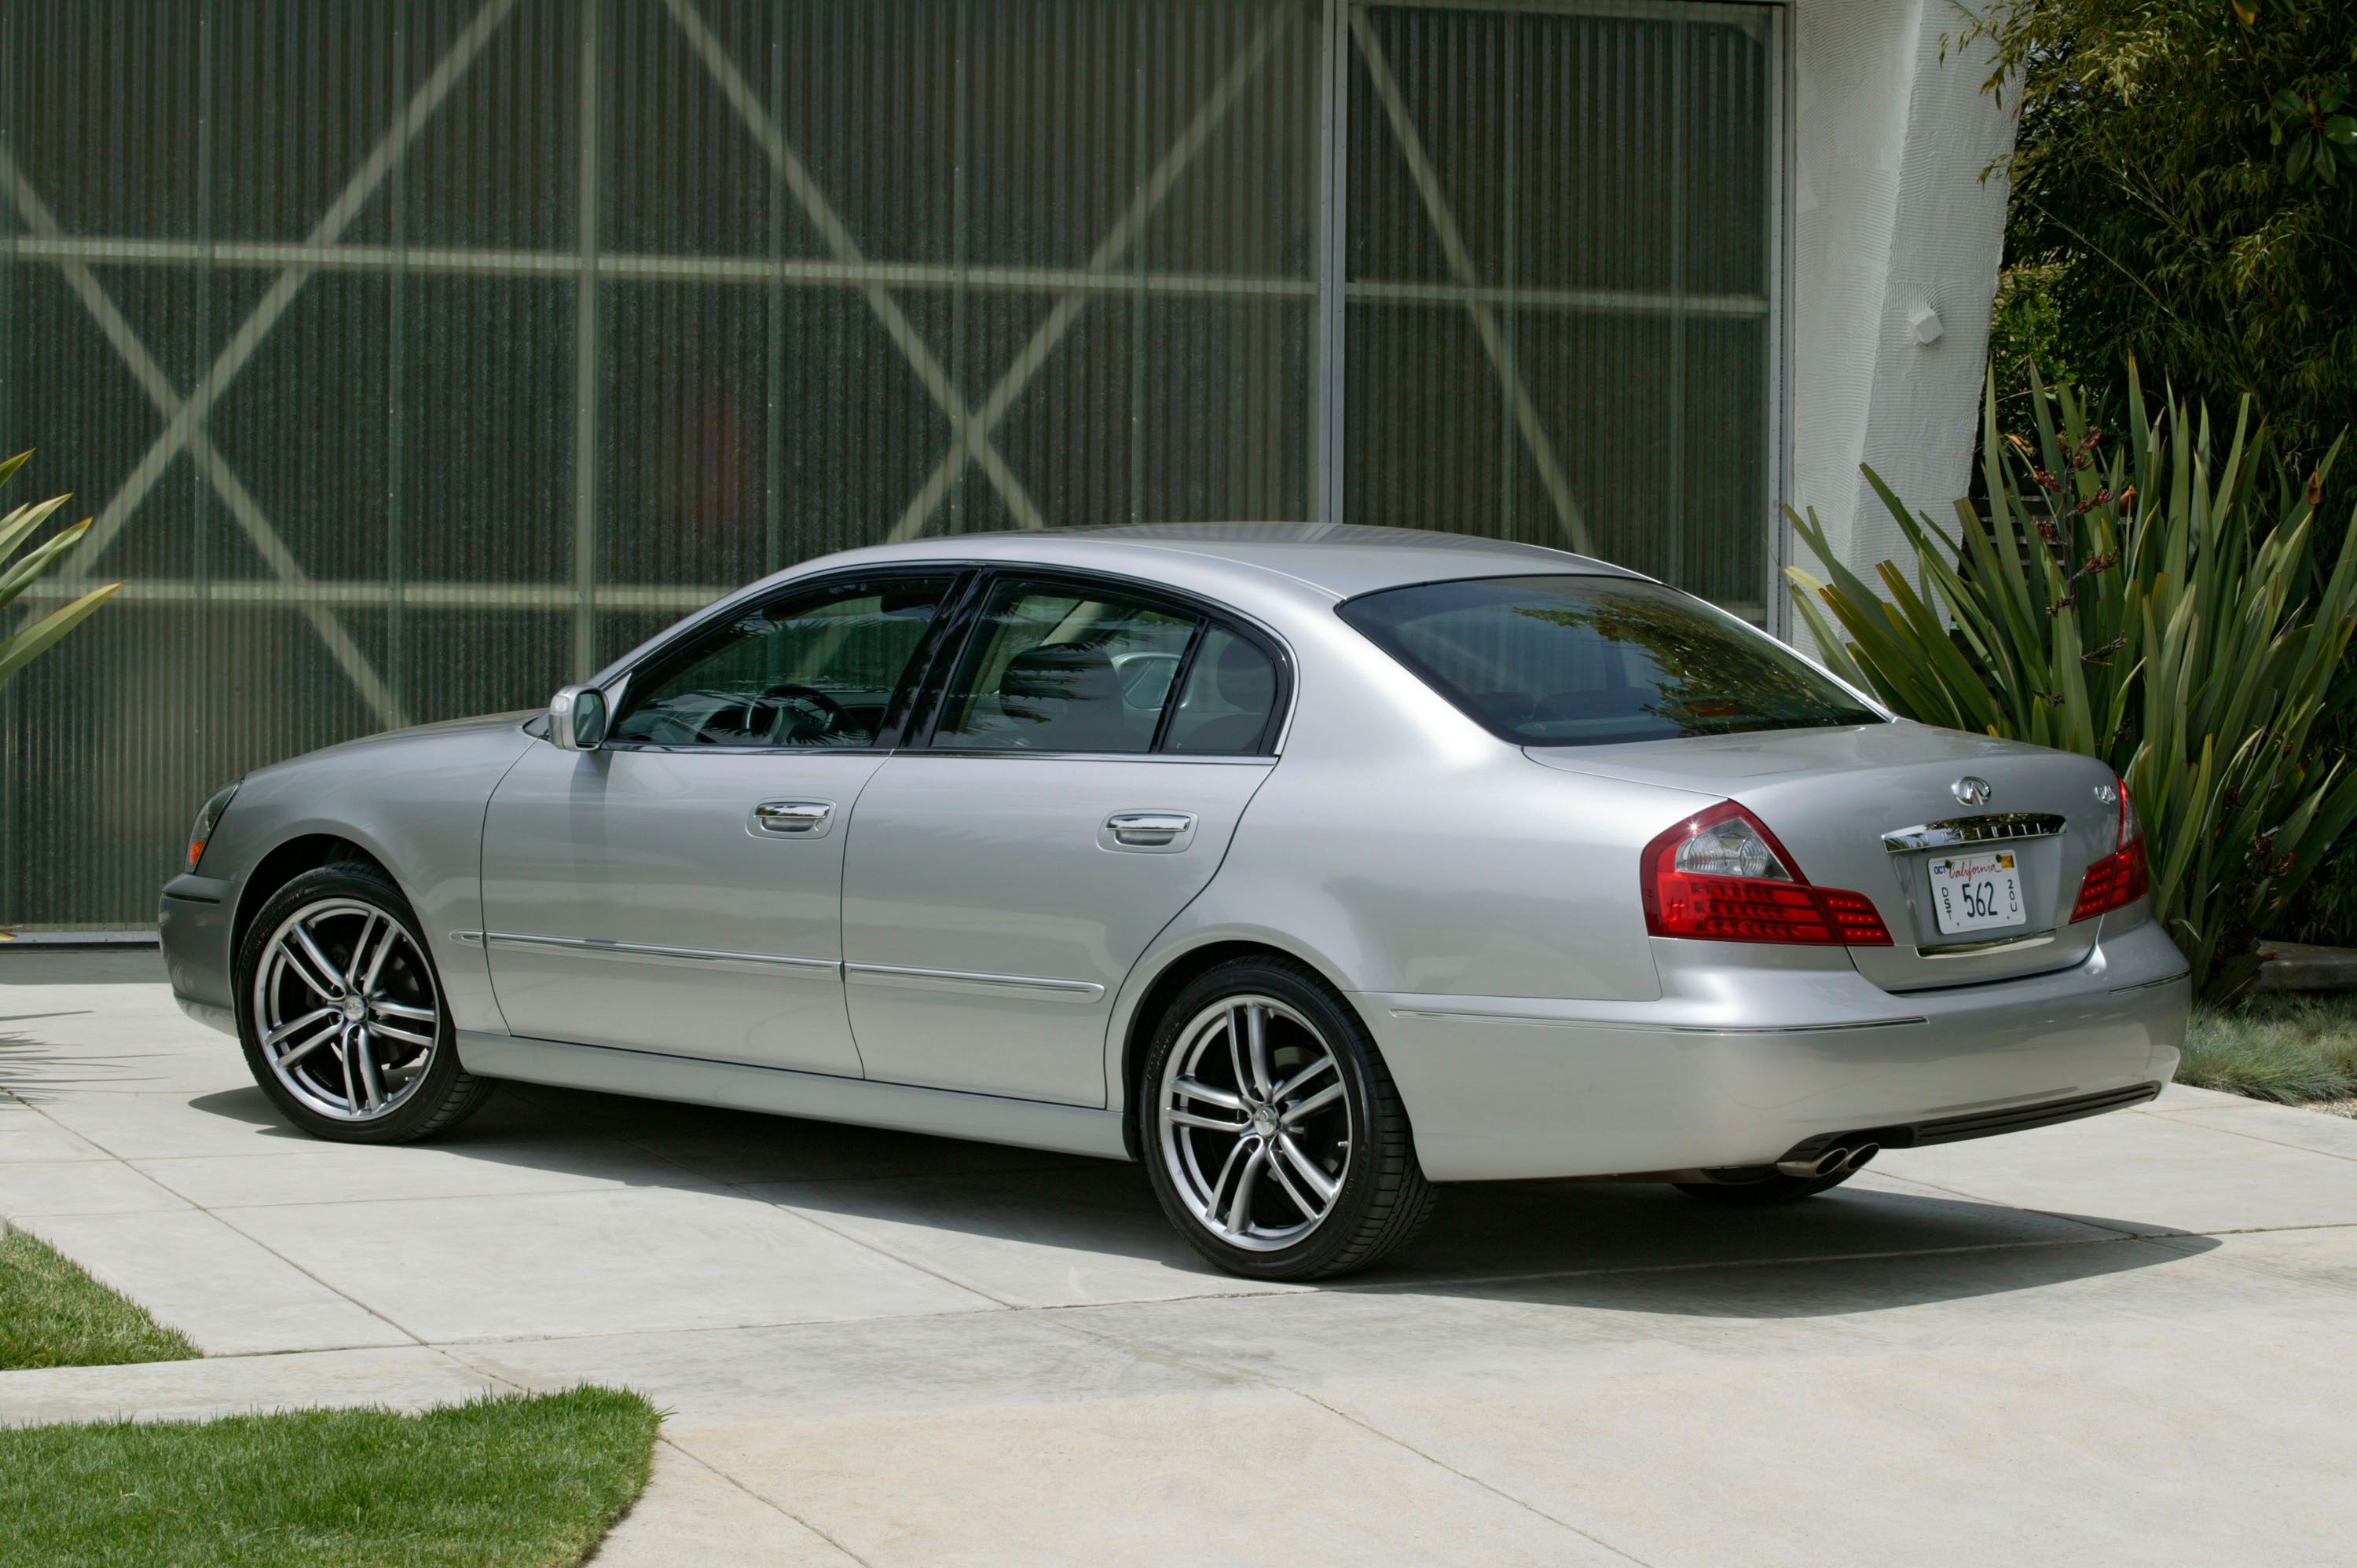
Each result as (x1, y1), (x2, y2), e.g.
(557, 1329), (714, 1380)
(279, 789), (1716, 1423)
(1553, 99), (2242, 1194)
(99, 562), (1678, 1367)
(163, 1078), (2215, 1320)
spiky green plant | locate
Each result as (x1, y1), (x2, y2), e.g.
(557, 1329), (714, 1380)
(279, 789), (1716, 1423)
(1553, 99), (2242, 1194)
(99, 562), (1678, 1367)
(1784, 366), (2357, 1002)
(0, 451), (118, 691)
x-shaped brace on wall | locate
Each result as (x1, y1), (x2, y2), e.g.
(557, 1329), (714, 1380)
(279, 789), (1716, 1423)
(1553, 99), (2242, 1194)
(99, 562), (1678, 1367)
(2, 0), (1596, 735)
(5, 0), (527, 729)
(662, 0), (1302, 544)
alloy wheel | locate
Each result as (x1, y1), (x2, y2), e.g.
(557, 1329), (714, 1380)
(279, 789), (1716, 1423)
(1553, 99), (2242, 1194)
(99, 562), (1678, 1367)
(1156, 994), (1352, 1251)
(252, 897), (443, 1122)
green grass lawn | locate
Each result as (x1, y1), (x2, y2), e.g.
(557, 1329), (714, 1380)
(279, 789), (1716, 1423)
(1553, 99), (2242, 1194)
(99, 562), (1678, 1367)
(0, 1229), (198, 1371)
(0, 1387), (662, 1568)
(1, 1229), (660, 1566)
(2179, 993), (2357, 1115)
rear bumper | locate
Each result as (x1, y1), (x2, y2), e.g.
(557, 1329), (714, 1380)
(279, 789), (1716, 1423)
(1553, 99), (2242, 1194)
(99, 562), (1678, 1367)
(1358, 919), (2189, 1181)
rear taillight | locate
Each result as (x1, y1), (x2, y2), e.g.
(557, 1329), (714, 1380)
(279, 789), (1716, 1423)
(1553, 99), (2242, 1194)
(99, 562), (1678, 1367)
(2070, 775), (2149, 922)
(1640, 800), (1893, 947)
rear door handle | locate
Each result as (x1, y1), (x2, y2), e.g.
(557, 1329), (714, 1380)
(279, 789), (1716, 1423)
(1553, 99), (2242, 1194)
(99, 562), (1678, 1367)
(1104, 811), (1196, 849)
(751, 799), (834, 836)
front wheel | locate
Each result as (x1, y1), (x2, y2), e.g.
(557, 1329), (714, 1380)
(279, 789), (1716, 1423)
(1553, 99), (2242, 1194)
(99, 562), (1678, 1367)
(234, 863), (493, 1144)
(1138, 956), (1435, 1280)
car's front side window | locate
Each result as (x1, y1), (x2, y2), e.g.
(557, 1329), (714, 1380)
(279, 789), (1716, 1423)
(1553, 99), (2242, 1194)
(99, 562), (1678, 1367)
(931, 579), (1202, 754)
(608, 576), (954, 749)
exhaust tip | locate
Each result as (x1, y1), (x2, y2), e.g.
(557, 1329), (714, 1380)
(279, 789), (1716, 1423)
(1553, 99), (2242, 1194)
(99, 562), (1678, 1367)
(1777, 1146), (1849, 1180)
(1841, 1142), (1880, 1174)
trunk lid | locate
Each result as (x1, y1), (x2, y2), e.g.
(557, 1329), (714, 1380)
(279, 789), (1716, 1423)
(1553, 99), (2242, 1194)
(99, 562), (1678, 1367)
(1526, 721), (2125, 990)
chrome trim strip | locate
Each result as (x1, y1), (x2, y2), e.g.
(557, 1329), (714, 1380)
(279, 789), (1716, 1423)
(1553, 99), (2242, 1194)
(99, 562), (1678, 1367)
(1386, 1008), (1928, 1035)
(844, 962), (1105, 1003)
(479, 930), (839, 976)
(1916, 931), (2057, 960)
(1882, 813), (2069, 853)
(450, 930), (485, 947)
(915, 749), (1274, 764)
(2110, 969), (2191, 997)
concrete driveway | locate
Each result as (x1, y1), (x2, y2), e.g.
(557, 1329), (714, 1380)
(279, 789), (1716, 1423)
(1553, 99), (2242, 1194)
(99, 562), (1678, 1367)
(5, 961), (2356, 1566)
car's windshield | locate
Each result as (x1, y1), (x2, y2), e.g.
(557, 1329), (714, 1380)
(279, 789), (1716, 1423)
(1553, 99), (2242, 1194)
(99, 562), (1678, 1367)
(1338, 574), (1883, 747)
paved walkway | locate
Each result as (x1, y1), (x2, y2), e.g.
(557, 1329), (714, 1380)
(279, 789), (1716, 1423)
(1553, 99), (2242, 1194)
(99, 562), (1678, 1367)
(5, 968), (2355, 1565)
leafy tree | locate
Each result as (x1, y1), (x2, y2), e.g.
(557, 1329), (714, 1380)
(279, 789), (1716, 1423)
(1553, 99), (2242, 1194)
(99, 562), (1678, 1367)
(1967, 1), (2357, 460)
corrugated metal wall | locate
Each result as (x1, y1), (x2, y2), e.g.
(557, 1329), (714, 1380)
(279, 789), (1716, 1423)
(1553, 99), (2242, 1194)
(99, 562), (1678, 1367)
(1345, 1), (1777, 616)
(0, 0), (1776, 928)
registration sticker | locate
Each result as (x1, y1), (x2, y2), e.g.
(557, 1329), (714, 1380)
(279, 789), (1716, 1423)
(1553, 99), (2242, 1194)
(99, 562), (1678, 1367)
(1926, 850), (2024, 936)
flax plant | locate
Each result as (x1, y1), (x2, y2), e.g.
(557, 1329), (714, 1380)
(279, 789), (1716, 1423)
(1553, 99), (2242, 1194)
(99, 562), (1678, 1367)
(1784, 366), (2357, 1000)
(0, 450), (119, 691)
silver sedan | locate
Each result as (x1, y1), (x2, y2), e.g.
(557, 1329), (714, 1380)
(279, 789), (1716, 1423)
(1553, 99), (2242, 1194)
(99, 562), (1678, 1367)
(159, 526), (2189, 1280)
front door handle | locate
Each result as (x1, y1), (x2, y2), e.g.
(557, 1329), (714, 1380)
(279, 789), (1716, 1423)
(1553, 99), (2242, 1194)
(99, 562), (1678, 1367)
(752, 799), (834, 835)
(1105, 811), (1195, 848)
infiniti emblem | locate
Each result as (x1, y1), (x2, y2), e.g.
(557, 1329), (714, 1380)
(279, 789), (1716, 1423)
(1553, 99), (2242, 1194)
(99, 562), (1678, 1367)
(1952, 776), (1993, 808)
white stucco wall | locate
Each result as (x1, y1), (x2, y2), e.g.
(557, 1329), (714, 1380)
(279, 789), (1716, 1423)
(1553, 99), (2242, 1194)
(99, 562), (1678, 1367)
(1784, 0), (2016, 625)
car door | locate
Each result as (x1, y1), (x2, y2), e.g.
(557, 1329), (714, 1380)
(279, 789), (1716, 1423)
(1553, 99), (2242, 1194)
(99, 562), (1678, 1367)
(480, 571), (962, 1072)
(841, 572), (1287, 1105)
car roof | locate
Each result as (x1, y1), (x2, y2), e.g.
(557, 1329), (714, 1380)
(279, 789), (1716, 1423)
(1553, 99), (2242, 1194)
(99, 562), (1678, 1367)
(815, 522), (1643, 602)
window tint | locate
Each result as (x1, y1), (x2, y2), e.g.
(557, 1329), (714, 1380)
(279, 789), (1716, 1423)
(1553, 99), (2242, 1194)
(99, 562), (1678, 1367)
(1164, 628), (1279, 754)
(1339, 574), (1882, 748)
(610, 576), (952, 748)
(932, 580), (1200, 753)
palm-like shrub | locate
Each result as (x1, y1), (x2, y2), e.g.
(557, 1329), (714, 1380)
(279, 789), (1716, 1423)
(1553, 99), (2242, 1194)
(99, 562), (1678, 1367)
(0, 451), (119, 691)
(1785, 368), (2357, 1001)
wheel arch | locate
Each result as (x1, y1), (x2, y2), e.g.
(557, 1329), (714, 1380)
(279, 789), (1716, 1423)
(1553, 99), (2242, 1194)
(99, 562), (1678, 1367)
(1110, 933), (1362, 1160)
(230, 832), (399, 963)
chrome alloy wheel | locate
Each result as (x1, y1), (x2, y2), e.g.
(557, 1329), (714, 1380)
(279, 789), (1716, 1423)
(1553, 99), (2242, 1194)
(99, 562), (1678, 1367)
(1156, 995), (1351, 1251)
(252, 897), (442, 1122)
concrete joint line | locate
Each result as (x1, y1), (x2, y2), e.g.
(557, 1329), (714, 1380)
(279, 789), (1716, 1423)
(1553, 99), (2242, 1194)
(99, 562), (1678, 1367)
(4, 1091), (435, 1354)
(1027, 1302), (1655, 1566)
(654, 1431), (878, 1568)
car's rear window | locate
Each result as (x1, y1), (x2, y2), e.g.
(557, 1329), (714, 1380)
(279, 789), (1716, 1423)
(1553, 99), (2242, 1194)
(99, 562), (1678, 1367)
(1338, 574), (1882, 747)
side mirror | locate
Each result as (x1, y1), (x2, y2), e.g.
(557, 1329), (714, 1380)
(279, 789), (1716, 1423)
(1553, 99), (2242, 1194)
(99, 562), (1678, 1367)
(548, 685), (609, 751)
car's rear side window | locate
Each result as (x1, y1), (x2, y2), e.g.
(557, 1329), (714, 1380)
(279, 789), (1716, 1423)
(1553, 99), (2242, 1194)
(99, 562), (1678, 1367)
(1338, 574), (1882, 747)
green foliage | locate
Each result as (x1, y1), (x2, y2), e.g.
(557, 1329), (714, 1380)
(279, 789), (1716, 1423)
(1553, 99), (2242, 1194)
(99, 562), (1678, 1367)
(2179, 991), (2357, 1105)
(1785, 364), (2357, 1001)
(2270, 81), (2357, 185)
(1962, 0), (2357, 463)
(0, 449), (119, 688)
(0, 1229), (199, 1371)
(0, 1387), (661, 1568)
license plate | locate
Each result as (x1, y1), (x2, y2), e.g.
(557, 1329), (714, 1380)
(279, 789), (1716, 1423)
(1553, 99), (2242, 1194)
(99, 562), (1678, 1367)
(1926, 851), (2024, 936)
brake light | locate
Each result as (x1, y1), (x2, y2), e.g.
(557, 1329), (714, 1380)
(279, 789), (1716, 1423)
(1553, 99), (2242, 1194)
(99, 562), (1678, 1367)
(2070, 775), (2149, 922)
(1640, 800), (1893, 946)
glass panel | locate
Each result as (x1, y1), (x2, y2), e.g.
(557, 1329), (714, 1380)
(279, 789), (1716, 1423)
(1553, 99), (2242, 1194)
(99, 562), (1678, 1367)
(1338, 575), (1880, 748)
(1344, 2), (1776, 617)
(0, 0), (1317, 926)
(1164, 628), (1278, 754)
(609, 576), (950, 749)
(933, 580), (1200, 754)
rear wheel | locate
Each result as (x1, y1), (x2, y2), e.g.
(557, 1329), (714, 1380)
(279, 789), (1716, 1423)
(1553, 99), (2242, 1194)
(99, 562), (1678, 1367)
(234, 863), (492, 1144)
(1138, 956), (1435, 1280)
(1673, 1169), (1853, 1206)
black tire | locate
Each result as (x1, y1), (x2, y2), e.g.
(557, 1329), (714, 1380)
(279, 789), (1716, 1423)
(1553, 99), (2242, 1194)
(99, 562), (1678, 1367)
(234, 861), (493, 1144)
(1138, 955), (1436, 1281)
(1673, 1169), (1854, 1206)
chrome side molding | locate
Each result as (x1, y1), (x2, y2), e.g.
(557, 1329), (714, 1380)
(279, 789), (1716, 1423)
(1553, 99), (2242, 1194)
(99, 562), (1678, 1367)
(845, 962), (1105, 1003)
(1882, 812), (2068, 854)
(476, 930), (839, 977)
